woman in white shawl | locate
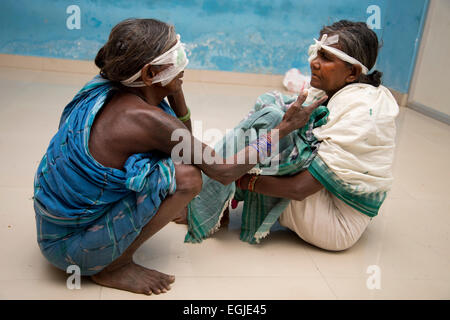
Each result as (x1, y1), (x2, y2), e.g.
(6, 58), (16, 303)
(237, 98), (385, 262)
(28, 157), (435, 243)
(235, 20), (399, 251)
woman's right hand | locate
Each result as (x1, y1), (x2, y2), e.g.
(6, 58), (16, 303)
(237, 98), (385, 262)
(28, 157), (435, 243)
(276, 91), (328, 137)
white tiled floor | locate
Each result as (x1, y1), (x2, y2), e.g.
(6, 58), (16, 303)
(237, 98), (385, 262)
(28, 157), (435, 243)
(0, 66), (449, 300)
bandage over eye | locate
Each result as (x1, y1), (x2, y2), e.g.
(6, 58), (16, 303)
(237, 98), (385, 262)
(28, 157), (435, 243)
(121, 34), (189, 87)
(308, 34), (369, 75)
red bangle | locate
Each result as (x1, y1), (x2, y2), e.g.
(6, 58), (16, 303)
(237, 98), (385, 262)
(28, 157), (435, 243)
(248, 175), (259, 192)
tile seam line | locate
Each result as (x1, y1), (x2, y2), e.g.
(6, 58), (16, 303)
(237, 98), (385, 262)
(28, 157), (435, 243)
(303, 250), (339, 300)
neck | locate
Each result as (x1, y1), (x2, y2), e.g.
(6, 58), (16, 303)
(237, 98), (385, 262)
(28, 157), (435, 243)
(125, 85), (167, 106)
(326, 82), (352, 100)
(325, 90), (335, 98)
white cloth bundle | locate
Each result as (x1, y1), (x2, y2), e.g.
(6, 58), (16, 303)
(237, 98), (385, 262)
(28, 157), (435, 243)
(310, 83), (399, 194)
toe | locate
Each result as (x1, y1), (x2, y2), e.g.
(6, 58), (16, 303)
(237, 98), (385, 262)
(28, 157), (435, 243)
(155, 282), (166, 294)
(149, 282), (162, 295)
(156, 271), (175, 284)
(161, 279), (172, 291)
(166, 274), (176, 283)
(144, 288), (153, 296)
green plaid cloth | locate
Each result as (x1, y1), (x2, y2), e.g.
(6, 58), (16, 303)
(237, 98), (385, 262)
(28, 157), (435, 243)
(185, 91), (329, 244)
(308, 156), (387, 217)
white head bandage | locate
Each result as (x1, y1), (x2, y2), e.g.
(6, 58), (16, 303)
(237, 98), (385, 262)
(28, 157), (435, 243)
(308, 34), (369, 74)
(121, 34), (189, 87)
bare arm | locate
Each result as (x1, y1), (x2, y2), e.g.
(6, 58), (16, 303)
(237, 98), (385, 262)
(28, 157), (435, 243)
(167, 91), (192, 132)
(127, 92), (327, 185)
(237, 170), (323, 201)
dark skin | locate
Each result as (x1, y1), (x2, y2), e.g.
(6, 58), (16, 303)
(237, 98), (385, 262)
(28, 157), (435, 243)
(234, 43), (362, 204)
(89, 65), (191, 169)
(310, 44), (362, 97)
(90, 65), (326, 183)
(88, 58), (327, 295)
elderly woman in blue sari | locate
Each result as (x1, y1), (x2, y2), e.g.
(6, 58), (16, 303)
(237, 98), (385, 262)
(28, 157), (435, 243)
(33, 18), (326, 295)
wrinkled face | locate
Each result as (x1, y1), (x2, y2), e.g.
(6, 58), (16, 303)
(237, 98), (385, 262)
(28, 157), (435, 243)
(309, 45), (353, 96)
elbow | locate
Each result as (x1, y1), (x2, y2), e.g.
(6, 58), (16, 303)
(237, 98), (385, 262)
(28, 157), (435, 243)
(291, 185), (324, 202)
(291, 194), (306, 202)
(214, 172), (235, 186)
(217, 177), (235, 186)
(290, 187), (308, 202)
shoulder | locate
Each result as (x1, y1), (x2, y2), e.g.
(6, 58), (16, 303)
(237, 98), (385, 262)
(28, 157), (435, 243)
(328, 84), (399, 118)
(332, 84), (397, 106)
(97, 92), (174, 151)
(111, 93), (170, 129)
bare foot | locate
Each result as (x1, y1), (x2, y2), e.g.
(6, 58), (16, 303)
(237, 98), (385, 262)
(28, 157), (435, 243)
(91, 261), (175, 295)
(173, 207), (188, 225)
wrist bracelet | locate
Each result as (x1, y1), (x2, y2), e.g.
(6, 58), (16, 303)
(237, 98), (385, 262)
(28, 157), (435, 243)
(178, 107), (191, 122)
(248, 132), (273, 162)
(248, 175), (259, 192)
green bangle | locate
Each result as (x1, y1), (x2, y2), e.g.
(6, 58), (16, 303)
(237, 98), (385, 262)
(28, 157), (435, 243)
(178, 107), (191, 122)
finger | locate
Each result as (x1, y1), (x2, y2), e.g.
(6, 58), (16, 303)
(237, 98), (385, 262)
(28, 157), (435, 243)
(292, 90), (308, 107)
(303, 95), (328, 113)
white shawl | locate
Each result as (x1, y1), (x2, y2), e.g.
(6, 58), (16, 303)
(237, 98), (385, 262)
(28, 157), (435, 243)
(308, 83), (399, 195)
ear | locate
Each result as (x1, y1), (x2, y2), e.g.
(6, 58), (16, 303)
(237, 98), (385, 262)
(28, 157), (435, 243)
(141, 64), (156, 86)
(141, 64), (173, 86)
(345, 64), (362, 84)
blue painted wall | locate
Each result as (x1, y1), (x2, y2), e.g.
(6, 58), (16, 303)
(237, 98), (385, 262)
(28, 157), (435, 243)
(0, 0), (428, 93)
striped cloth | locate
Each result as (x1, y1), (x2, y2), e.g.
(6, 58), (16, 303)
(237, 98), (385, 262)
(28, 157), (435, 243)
(185, 91), (329, 244)
(33, 75), (177, 275)
(185, 84), (398, 245)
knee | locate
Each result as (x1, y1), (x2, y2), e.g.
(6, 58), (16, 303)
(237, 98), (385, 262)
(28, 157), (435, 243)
(321, 241), (356, 252)
(175, 165), (203, 196)
(313, 236), (359, 252)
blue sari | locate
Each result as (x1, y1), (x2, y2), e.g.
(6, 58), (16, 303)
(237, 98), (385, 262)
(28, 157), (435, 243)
(33, 75), (176, 275)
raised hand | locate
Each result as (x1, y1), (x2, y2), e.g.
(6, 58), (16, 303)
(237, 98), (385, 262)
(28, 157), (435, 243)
(278, 91), (328, 135)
